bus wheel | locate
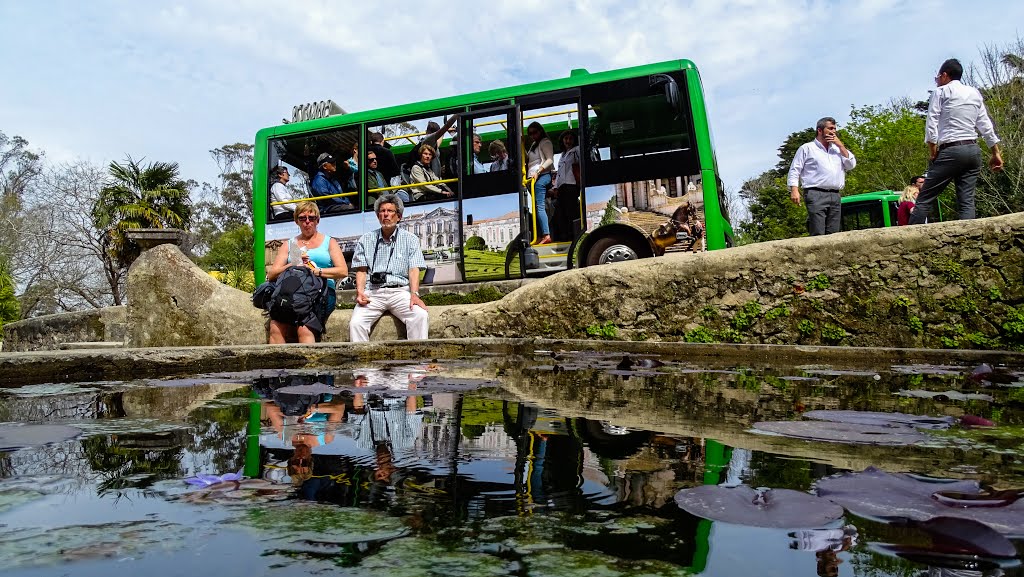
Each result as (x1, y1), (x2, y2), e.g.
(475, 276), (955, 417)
(586, 237), (639, 266)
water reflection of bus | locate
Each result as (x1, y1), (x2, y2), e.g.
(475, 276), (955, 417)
(253, 59), (732, 287)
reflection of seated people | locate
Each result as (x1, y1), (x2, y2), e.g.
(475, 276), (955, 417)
(409, 145), (454, 201)
(349, 371), (425, 484)
(269, 166), (300, 220)
(312, 153), (354, 214)
(488, 140), (510, 172)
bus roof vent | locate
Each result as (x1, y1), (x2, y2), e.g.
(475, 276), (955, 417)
(569, 68), (590, 78)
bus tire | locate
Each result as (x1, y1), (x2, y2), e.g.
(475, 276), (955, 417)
(586, 237), (639, 266)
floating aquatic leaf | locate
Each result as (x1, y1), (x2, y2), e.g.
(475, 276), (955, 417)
(275, 382), (342, 395)
(0, 424), (82, 451)
(896, 389), (993, 401)
(615, 356), (665, 371)
(959, 415), (996, 428)
(968, 363), (1022, 385)
(815, 467), (1024, 536)
(415, 376), (501, 390)
(803, 410), (955, 430)
(0, 383), (101, 397)
(752, 420), (928, 446)
(673, 485), (844, 528)
(867, 517), (1020, 571)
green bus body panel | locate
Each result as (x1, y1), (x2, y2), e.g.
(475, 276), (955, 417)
(842, 190), (899, 228)
(253, 58), (721, 279)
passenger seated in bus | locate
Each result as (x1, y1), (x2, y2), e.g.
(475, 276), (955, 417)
(365, 152), (389, 208)
(488, 140), (510, 172)
(311, 153), (354, 213)
(368, 132), (400, 182)
(526, 122), (555, 244)
(344, 142), (359, 192)
(470, 133), (489, 174)
(410, 115), (459, 176)
(550, 129), (581, 242)
(409, 144), (454, 200)
(269, 166), (301, 221)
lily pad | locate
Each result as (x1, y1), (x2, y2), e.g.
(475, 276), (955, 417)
(802, 410), (955, 430)
(814, 467), (1024, 536)
(415, 376), (501, 390)
(0, 424), (82, 451)
(752, 420), (928, 446)
(673, 485), (844, 528)
(896, 389), (993, 401)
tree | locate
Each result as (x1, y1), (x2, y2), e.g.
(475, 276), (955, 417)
(841, 99), (930, 193)
(738, 128), (815, 243)
(192, 143), (254, 260)
(0, 130), (43, 286)
(464, 235), (486, 251)
(0, 258), (18, 330)
(92, 157), (192, 304)
(969, 38), (1024, 217)
(199, 223), (254, 272)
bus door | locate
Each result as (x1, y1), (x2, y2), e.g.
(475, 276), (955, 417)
(458, 106), (524, 282)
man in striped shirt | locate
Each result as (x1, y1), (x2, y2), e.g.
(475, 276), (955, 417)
(349, 193), (429, 341)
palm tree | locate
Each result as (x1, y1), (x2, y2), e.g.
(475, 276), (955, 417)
(92, 157), (191, 303)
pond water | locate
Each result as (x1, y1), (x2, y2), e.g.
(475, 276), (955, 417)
(0, 350), (1023, 576)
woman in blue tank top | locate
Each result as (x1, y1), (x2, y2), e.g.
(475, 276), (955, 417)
(267, 201), (349, 343)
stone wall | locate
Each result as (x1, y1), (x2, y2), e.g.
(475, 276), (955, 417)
(2, 307), (126, 352)
(438, 212), (1024, 350)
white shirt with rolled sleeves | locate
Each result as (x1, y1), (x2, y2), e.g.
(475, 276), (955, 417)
(787, 139), (857, 191)
(925, 79), (1000, 147)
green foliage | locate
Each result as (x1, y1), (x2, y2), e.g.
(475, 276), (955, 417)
(907, 315), (923, 333)
(797, 319), (815, 337)
(716, 327), (744, 343)
(420, 286), (504, 306)
(200, 223), (254, 272)
(989, 286), (1004, 301)
(92, 156), (192, 271)
(599, 197), (620, 226)
(805, 273), (831, 291)
(0, 258), (20, 329)
(932, 257), (965, 284)
(840, 100), (930, 194)
(945, 296), (979, 315)
(821, 323), (847, 343)
(1002, 306), (1024, 343)
(699, 305), (719, 320)
(730, 301), (762, 331)
(464, 235), (487, 251)
(684, 326), (717, 343)
(892, 295), (912, 309)
(585, 321), (618, 339)
(193, 143), (255, 260)
(764, 306), (791, 322)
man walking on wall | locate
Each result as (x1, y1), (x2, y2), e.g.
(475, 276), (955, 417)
(788, 117), (857, 235)
(910, 58), (1003, 224)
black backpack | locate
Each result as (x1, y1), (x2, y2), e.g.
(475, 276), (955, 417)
(255, 265), (329, 335)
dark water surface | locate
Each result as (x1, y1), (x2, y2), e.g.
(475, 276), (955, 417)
(1, 350), (1022, 576)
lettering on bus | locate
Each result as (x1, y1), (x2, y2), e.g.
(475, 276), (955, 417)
(291, 100), (345, 123)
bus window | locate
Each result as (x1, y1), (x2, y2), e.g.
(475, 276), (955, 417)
(581, 73), (698, 188)
(370, 112), (460, 207)
(269, 127), (360, 217)
(841, 201), (885, 231)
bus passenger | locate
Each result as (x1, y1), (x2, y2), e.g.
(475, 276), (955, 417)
(470, 133), (489, 174)
(365, 152), (388, 209)
(489, 140), (510, 172)
(550, 130), (581, 242)
(269, 166), (300, 220)
(411, 116), (459, 176)
(368, 132), (400, 182)
(896, 182), (919, 226)
(312, 153), (354, 213)
(409, 144), (454, 200)
(350, 193), (429, 342)
(526, 121), (555, 244)
(344, 142), (359, 192)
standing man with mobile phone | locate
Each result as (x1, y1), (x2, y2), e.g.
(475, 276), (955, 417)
(787, 117), (857, 235)
(349, 193), (429, 342)
(910, 58), (1003, 224)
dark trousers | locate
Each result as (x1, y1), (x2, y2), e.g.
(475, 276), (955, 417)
(550, 184), (581, 242)
(805, 188), (841, 235)
(910, 143), (981, 224)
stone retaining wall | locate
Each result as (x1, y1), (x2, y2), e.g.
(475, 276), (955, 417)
(2, 307), (126, 352)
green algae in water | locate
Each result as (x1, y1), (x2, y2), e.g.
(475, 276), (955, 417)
(526, 549), (691, 577)
(0, 520), (189, 569)
(0, 489), (44, 514)
(355, 536), (515, 577)
(234, 501), (409, 544)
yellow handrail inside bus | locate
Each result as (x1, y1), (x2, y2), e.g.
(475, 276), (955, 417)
(270, 190), (358, 206)
(366, 178), (458, 195)
(380, 108), (588, 146)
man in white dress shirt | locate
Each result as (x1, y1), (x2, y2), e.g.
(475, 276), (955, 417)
(787, 117), (857, 235)
(910, 58), (1003, 224)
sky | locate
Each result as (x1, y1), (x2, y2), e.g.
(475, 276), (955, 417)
(1, 0), (1021, 208)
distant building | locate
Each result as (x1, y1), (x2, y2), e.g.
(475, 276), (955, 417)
(400, 207), (460, 251)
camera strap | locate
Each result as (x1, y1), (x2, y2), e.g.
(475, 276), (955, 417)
(370, 230), (396, 278)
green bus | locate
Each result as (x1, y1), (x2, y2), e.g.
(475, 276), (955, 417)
(253, 59), (732, 286)
(841, 190), (939, 231)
